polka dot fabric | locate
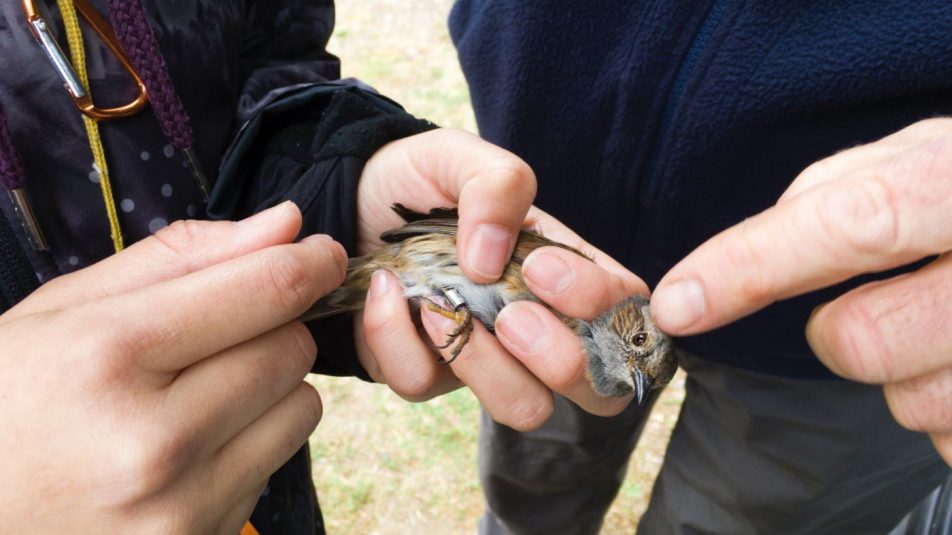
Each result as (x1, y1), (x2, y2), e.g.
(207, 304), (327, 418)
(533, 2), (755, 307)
(0, 2), (339, 533)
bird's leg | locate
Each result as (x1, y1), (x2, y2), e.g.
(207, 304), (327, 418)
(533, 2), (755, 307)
(422, 288), (475, 364)
(425, 297), (474, 364)
(445, 312), (474, 364)
(425, 303), (461, 347)
(445, 306), (472, 340)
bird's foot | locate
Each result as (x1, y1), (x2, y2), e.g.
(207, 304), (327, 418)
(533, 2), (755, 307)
(426, 302), (473, 364)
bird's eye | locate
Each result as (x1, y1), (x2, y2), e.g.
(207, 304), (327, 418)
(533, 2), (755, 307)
(633, 332), (648, 346)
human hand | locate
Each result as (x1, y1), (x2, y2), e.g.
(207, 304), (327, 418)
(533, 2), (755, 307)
(354, 129), (648, 429)
(0, 203), (346, 533)
(649, 118), (952, 462)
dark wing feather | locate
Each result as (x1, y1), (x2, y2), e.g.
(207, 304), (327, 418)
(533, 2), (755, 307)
(390, 203), (459, 223)
(384, 203), (590, 263)
(381, 204), (460, 243)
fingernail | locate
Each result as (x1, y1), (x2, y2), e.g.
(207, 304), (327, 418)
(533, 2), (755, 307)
(651, 279), (706, 331)
(238, 201), (294, 226)
(523, 251), (573, 294)
(301, 234), (345, 259)
(466, 224), (512, 279)
(367, 270), (392, 301)
(423, 305), (458, 331)
(496, 305), (548, 353)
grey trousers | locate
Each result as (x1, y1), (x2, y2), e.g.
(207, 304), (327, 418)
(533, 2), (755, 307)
(478, 354), (949, 534)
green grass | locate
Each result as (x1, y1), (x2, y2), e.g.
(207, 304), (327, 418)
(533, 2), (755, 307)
(308, 378), (486, 533)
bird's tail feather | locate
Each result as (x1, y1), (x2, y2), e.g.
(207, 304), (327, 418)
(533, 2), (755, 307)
(300, 256), (374, 322)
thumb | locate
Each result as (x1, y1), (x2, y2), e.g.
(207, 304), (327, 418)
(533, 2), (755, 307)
(10, 202), (303, 317)
(390, 129), (538, 283)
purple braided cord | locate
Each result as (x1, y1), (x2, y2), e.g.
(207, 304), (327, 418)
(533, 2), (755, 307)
(0, 99), (25, 191)
(105, 0), (192, 150)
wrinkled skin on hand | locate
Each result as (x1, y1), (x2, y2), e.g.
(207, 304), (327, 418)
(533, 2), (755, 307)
(650, 118), (952, 465)
(0, 203), (346, 533)
(353, 129), (651, 429)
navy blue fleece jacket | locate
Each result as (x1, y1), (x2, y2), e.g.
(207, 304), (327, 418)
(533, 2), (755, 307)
(449, 0), (952, 378)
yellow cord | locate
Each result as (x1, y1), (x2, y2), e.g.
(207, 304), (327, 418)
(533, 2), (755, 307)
(55, 9), (256, 534)
(57, 0), (125, 252)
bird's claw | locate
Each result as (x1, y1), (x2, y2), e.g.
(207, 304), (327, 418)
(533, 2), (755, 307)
(426, 302), (473, 364)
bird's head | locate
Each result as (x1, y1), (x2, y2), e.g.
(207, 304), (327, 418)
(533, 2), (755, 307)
(581, 295), (678, 403)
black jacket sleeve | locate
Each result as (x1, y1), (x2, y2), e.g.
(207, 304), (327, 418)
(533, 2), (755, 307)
(238, 0), (341, 99)
(208, 83), (436, 381)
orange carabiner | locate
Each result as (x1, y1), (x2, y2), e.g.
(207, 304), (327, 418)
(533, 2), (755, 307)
(22, 0), (148, 120)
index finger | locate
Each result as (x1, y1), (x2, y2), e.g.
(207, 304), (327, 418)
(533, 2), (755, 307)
(70, 234), (347, 373)
(10, 203), (302, 319)
(650, 140), (952, 335)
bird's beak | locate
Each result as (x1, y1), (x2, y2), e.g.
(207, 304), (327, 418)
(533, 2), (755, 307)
(633, 369), (653, 405)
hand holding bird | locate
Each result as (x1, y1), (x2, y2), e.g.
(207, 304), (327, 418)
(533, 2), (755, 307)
(304, 204), (677, 402)
(350, 128), (671, 429)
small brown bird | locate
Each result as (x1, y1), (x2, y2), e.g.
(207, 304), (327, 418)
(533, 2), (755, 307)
(302, 205), (677, 402)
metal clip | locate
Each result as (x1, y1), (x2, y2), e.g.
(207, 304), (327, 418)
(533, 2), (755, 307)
(8, 188), (48, 251)
(182, 147), (211, 201)
(22, 0), (148, 121)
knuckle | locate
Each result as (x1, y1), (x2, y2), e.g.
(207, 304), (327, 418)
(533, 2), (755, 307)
(391, 366), (439, 402)
(326, 241), (349, 285)
(489, 159), (537, 200)
(817, 177), (900, 259)
(247, 325), (317, 399)
(821, 299), (893, 381)
(797, 157), (835, 186)
(721, 225), (779, 303)
(294, 383), (324, 428)
(306, 236), (348, 286)
(110, 430), (190, 501)
(278, 322), (318, 376)
(67, 319), (137, 385)
(362, 310), (440, 399)
(826, 298), (902, 383)
(883, 383), (915, 430)
(77, 348), (128, 386)
(260, 249), (313, 310)
(502, 393), (554, 432)
(740, 264), (779, 303)
(375, 339), (440, 400)
(885, 383), (932, 433)
(356, 345), (386, 384)
(886, 371), (952, 433)
(152, 219), (208, 259)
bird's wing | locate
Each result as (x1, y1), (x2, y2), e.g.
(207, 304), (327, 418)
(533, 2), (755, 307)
(381, 204), (460, 243)
(384, 203), (591, 263)
(390, 203), (459, 222)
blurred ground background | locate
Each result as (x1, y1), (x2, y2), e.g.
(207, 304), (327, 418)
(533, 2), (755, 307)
(307, 1), (687, 533)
